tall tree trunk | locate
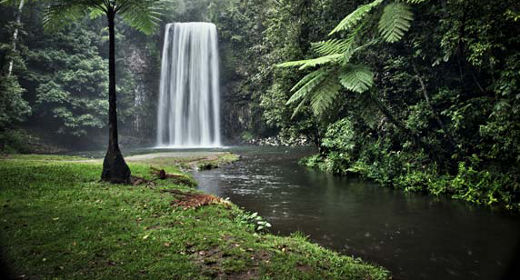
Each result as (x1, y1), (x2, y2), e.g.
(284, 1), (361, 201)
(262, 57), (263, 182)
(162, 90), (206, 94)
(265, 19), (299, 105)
(368, 91), (408, 133)
(101, 9), (131, 184)
(7, 0), (24, 77)
(368, 90), (436, 155)
(412, 64), (458, 148)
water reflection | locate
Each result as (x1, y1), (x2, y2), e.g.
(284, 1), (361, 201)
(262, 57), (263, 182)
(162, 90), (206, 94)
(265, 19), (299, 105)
(193, 146), (520, 280)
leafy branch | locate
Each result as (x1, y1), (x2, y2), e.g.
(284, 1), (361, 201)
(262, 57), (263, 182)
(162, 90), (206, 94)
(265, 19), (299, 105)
(278, 0), (428, 117)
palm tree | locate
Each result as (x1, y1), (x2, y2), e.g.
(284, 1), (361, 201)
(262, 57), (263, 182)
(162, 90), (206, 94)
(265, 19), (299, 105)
(43, 0), (168, 183)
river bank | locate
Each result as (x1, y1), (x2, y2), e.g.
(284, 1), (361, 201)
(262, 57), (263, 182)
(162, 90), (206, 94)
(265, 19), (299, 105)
(0, 154), (389, 279)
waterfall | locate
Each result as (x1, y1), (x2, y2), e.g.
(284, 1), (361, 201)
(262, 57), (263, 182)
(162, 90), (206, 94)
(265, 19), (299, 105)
(156, 22), (221, 147)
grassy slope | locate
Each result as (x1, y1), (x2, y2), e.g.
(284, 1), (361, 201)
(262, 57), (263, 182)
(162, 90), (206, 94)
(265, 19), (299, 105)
(0, 155), (389, 279)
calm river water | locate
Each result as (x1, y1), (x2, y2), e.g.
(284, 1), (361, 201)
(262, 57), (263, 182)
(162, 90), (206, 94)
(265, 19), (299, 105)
(192, 146), (520, 280)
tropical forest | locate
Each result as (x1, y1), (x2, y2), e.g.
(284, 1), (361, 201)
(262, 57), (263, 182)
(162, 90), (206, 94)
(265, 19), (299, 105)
(0, 0), (519, 279)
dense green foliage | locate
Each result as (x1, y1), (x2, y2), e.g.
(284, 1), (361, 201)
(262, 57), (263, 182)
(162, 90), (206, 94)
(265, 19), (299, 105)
(0, 155), (389, 279)
(1, 0), (519, 208)
(284, 0), (520, 210)
(26, 21), (109, 136)
(0, 1), (164, 149)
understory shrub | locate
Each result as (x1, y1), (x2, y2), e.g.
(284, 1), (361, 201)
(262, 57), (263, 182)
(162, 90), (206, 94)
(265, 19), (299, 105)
(0, 129), (35, 154)
(301, 119), (520, 210)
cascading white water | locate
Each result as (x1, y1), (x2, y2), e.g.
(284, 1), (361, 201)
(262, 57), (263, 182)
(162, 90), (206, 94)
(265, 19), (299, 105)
(156, 22), (221, 147)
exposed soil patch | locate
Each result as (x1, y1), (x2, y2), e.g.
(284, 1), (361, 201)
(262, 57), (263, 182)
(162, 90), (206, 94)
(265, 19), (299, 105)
(150, 167), (196, 186)
(160, 189), (231, 210)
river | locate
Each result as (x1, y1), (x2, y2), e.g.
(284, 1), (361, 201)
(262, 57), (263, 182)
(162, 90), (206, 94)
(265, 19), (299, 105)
(191, 146), (520, 280)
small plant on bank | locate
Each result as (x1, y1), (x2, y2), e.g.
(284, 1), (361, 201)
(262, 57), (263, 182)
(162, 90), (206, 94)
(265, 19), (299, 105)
(235, 211), (272, 232)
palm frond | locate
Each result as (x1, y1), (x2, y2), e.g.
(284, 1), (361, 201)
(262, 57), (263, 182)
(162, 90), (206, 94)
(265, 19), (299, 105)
(118, 0), (170, 35)
(378, 2), (414, 43)
(89, 7), (105, 19)
(329, 0), (383, 35)
(339, 64), (374, 93)
(43, 0), (106, 31)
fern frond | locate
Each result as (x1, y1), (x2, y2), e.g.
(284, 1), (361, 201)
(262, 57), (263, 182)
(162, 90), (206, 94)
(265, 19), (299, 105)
(341, 39), (376, 66)
(329, 0), (383, 35)
(277, 54), (343, 70)
(291, 99), (308, 119)
(311, 37), (354, 56)
(339, 64), (374, 93)
(290, 69), (323, 92)
(378, 3), (414, 43)
(405, 0), (428, 3)
(286, 68), (330, 105)
(310, 72), (341, 116)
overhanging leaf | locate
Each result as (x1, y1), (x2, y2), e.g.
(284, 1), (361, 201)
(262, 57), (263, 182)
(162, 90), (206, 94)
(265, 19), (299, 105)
(378, 2), (414, 43)
(286, 68), (330, 105)
(277, 54), (343, 70)
(329, 0), (383, 35)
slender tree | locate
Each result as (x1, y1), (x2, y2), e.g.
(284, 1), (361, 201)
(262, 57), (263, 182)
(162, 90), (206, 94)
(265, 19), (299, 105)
(0, 0), (25, 77)
(43, 0), (168, 183)
(0, 0), (32, 129)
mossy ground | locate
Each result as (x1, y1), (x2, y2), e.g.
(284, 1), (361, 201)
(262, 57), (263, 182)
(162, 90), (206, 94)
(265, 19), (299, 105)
(0, 154), (389, 279)
(125, 152), (239, 171)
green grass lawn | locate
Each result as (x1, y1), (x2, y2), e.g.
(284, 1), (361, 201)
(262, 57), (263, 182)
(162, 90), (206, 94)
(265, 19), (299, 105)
(0, 155), (389, 279)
